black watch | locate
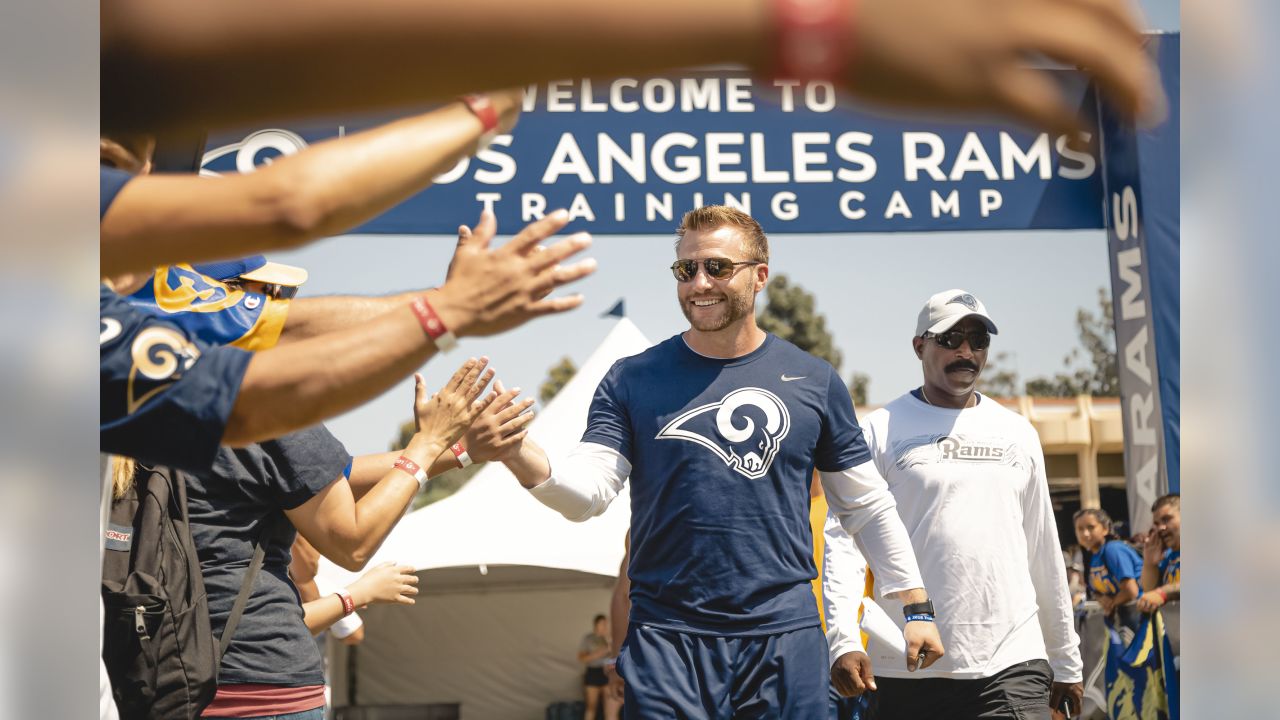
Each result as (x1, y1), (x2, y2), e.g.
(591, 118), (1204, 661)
(902, 600), (935, 619)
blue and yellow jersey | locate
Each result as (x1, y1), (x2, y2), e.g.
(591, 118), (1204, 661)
(128, 264), (290, 351)
(1088, 539), (1143, 597)
(1158, 548), (1180, 587)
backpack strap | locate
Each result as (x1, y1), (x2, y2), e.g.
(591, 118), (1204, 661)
(218, 516), (274, 661)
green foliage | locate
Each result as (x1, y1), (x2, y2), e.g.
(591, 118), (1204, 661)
(756, 274), (842, 371)
(1022, 287), (1119, 397)
(978, 352), (1022, 398)
(848, 372), (870, 406)
(540, 356), (578, 405)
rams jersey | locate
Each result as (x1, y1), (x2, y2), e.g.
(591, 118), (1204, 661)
(583, 333), (870, 636)
(1088, 539), (1143, 597)
(1159, 549), (1180, 587)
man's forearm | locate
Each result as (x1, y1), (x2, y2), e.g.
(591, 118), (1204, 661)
(225, 303), (439, 445)
(101, 101), (511, 279)
(1141, 561), (1162, 592)
(103, 0), (764, 133)
(502, 440), (552, 489)
(281, 293), (416, 344)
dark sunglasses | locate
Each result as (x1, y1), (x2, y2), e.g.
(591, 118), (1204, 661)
(227, 280), (299, 300)
(923, 329), (991, 351)
(670, 257), (762, 282)
(262, 283), (300, 300)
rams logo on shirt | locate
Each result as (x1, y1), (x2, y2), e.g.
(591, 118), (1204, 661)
(656, 388), (791, 479)
(127, 326), (202, 413)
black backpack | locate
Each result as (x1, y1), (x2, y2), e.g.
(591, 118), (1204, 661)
(102, 464), (268, 720)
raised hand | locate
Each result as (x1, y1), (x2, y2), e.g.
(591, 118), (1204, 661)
(849, 0), (1166, 137)
(465, 379), (536, 463)
(432, 210), (596, 338)
(409, 358), (495, 455)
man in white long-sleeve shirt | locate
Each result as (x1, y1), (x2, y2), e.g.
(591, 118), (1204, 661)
(825, 289), (1083, 719)
(498, 206), (942, 718)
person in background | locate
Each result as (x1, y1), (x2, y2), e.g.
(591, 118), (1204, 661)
(1063, 548), (1086, 610)
(1073, 509), (1142, 637)
(1137, 494), (1180, 614)
(827, 289), (1081, 719)
(579, 614), (622, 720)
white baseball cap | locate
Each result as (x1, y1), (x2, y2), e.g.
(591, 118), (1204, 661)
(915, 289), (999, 336)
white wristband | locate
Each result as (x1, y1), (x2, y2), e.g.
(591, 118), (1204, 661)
(329, 611), (364, 639)
(450, 442), (473, 469)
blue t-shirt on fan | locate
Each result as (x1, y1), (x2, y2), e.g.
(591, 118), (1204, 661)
(1088, 539), (1143, 597)
(582, 333), (870, 636)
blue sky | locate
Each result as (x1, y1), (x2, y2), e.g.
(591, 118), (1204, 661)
(275, 1), (1179, 456)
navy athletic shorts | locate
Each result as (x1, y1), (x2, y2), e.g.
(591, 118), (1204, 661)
(618, 623), (827, 719)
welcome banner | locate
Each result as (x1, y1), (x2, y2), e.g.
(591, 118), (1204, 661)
(203, 72), (1104, 235)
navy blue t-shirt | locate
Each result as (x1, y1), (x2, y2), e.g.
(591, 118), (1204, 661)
(583, 333), (870, 635)
(186, 426), (351, 686)
(100, 167), (253, 472)
(100, 165), (133, 218)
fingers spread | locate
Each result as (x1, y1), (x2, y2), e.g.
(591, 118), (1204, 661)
(505, 209), (571, 254)
(530, 233), (594, 273)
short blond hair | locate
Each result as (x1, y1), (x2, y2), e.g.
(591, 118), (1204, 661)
(675, 205), (769, 263)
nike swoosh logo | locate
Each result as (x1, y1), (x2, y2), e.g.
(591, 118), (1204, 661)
(780, 374), (806, 382)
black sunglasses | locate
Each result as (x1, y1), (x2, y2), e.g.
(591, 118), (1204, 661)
(923, 329), (991, 351)
(670, 257), (762, 282)
(227, 280), (299, 300)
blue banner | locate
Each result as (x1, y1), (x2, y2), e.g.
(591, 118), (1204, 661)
(203, 71), (1104, 235)
(1100, 33), (1177, 527)
(1138, 36), (1180, 496)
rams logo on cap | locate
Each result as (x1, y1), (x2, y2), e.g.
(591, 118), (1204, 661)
(153, 265), (245, 314)
(656, 388), (791, 479)
(948, 293), (979, 311)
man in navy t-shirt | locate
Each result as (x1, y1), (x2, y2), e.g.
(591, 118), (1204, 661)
(498, 206), (942, 718)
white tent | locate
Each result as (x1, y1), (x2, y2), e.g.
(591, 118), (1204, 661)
(319, 317), (652, 720)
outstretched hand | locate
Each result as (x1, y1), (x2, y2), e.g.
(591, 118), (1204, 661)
(349, 562), (419, 606)
(465, 379), (536, 462)
(409, 358), (495, 454)
(848, 0), (1166, 137)
(434, 210), (596, 338)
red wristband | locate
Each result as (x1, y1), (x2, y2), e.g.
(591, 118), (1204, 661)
(768, 0), (854, 84)
(460, 94), (501, 149)
(393, 455), (429, 490)
(335, 589), (356, 616)
(450, 442), (473, 469)
(1153, 589), (1167, 603)
(410, 295), (458, 353)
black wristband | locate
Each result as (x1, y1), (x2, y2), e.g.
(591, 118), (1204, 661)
(903, 600), (935, 619)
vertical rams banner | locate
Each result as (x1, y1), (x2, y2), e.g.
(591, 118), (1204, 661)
(203, 71), (1104, 234)
(1138, 35), (1180, 499)
(1099, 34), (1179, 532)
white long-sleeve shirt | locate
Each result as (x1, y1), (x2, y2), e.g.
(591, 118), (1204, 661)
(824, 392), (1082, 682)
(530, 444), (924, 600)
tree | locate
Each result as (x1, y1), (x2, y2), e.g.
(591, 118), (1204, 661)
(848, 372), (870, 406)
(540, 356), (577, 405)
(1023, 287), (1119, 397)
(390, 420), (485, 509)
(978, 352), (1021, 398)
(756, 274), (842, 371)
